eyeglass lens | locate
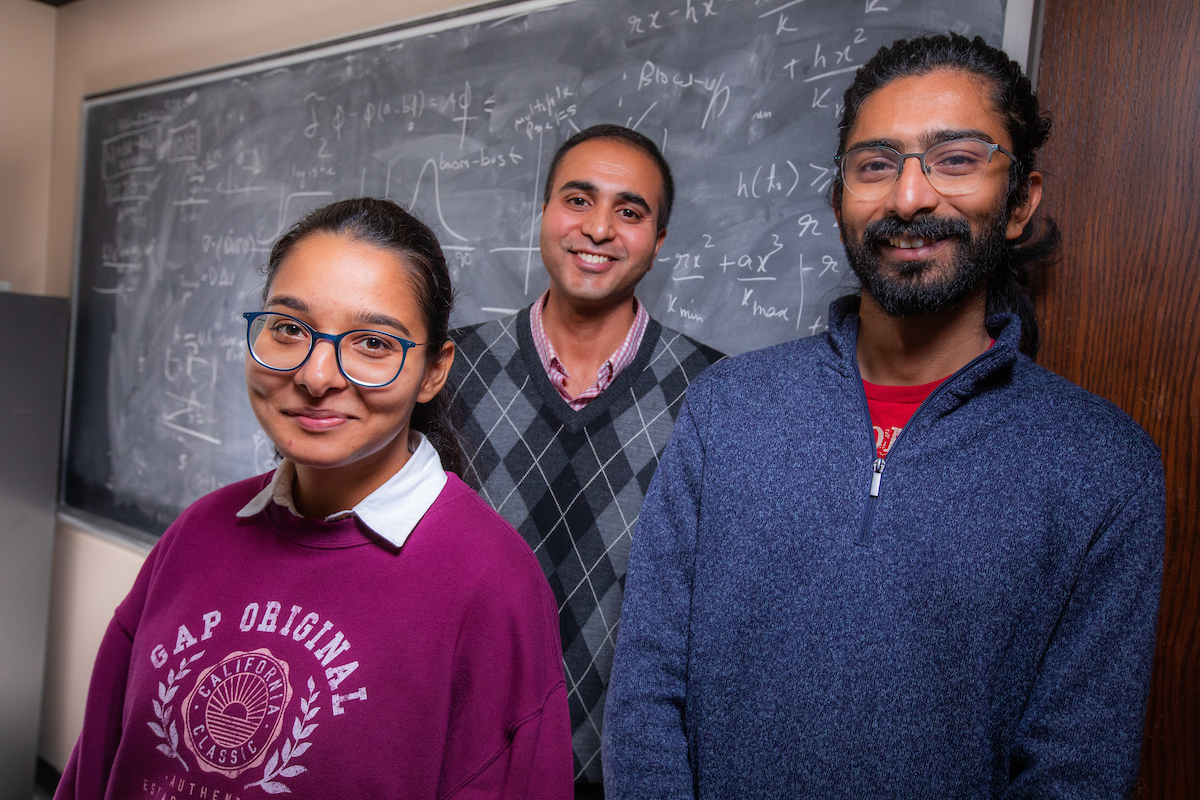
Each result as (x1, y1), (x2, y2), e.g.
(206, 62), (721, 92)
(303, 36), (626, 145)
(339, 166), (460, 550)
(246, 313), (410, 386)
(840, 139), (1000, 199)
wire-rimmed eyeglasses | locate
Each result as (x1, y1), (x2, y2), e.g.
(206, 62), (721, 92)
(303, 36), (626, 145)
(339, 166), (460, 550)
(836, 138), (1016, 201)
(243, 311), (422, 388)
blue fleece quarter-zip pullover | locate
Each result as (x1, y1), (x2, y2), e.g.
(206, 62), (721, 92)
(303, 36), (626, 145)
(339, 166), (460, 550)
(604, 296), (1165, 800)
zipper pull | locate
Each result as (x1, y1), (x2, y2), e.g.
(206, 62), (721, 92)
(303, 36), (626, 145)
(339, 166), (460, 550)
(870, 457), (885, 498)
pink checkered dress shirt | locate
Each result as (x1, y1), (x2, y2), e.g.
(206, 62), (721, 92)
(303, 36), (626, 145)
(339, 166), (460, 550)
(529, 292), (650, 410)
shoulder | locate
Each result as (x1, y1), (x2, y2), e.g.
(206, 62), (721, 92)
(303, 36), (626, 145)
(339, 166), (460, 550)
(641, 318), (727, 386)
(412, 476), (559, 642)
(651, 320), (726, 364)
(449, 311), (524, 357)
(650, 335), (841, 452)
(418, 475), (547, 582)
(685, 334), (832, 401)
(159, 472), (273, 541)
(141, 472), (276, 569)
(115, 472), (275, 624)
(447, 312), (531, 394)
(1006, 359), (1161, 463)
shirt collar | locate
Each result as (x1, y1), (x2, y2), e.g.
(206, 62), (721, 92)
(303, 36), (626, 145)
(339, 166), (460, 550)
(529, 290), (649, 409)
(236, 433), (448, 548)
(529, 290), (561, 372)
(531, 290), (646, 369)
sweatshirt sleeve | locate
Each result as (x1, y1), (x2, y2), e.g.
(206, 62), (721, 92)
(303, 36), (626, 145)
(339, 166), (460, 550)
(53, 617), (134, 800)
(1004, 456), (1166, 799)
(53, 523), (168, 800)
(440, 538), (573, 800)
(447, 681), (573, 800)
(603, 394), (707, 799)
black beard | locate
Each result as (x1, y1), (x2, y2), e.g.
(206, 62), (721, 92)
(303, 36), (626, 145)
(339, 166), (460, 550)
(843, 209), (1009, 317)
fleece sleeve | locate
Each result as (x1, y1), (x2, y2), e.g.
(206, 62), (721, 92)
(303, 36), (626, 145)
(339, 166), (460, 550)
(603, 395), (707, 799)
(1004, 457), (1166, 799)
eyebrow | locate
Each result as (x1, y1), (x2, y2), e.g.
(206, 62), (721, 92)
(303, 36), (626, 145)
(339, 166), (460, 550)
(558, 179), (597, 195)
(266, 295), (415, 338)
(847, 128), (998, 152)
(265, 295), (308, 313)
(557, 179), (654, 216)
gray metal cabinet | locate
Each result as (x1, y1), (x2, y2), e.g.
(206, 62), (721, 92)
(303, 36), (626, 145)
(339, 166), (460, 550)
(0, 292), (69, 800)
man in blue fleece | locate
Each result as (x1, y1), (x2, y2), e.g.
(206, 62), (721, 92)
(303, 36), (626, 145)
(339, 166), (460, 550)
(603, 33), (1164, 799)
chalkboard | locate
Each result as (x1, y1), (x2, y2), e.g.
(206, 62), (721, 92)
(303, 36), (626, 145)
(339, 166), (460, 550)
(64, 0), (1011, 536)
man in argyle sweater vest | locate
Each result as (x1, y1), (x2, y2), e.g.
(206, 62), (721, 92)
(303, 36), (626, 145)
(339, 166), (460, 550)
(447, 125), (723, 793)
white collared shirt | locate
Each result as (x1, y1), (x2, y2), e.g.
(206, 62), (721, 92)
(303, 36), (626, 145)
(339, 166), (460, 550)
(236, 433), (448, 548)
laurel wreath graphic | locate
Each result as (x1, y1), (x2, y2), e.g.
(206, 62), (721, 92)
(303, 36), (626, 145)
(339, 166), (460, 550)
(148, 650), (205, 771)
(244, 675), (320, 794)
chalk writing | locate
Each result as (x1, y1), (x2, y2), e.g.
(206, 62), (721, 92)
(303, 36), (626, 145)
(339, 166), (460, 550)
(106, 174), (161, 206)
(628, 10), (665, 34)
(101, 126), (158, 179)
(200, 232), (270, 262)
(660, 251), (706, 282)
(65, 0), (1008, 539)
(797, 214), (822, 236)
(666, 293), (705, 323)
(809, 163), (834, 194)
(165, 121), (201, 163)
(513, 86), (577, 139)
(751, 301), (790, 321)
(737, 161), (800, 198)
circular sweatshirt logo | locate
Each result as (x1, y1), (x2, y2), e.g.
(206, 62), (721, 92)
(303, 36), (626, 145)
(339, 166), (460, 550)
(183, 648), (292, 777)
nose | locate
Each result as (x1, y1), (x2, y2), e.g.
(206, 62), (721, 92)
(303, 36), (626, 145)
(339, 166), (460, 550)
(886, 154), (940, 220)
(293, 339), (347, 397)
(579, 204), (615, 243)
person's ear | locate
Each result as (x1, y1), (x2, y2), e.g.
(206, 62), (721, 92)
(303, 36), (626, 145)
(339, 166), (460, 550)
(416, 340), (455, 403)
(1007, 171), (1043, 240)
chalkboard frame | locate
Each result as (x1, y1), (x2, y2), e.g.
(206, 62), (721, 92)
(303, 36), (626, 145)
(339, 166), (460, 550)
(60, 0), (1036, 539)
(76, 0), (1041, 107)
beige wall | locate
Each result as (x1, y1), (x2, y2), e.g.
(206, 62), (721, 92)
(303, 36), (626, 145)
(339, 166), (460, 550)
(0, 0), (55, 294)
(34, 0), (469, 772)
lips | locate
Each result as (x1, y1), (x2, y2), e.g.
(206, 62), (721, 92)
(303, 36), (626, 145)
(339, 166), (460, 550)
(864, 215), (972, 255)
(284, 408), (351, 432)
(575, 251), (614, 265)
(567, 245), (620, 270)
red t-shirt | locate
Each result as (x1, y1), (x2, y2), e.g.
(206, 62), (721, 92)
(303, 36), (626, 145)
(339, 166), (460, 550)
(864, 342), (995, 459)
(863, 377), (946, 459)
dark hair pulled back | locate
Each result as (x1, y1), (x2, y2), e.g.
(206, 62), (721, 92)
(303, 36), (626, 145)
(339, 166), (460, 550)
(262, 197), (469, 476)
(834, 33), (1060, 358)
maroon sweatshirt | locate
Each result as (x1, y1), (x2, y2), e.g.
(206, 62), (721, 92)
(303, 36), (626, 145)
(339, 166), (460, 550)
(55, 472), (572, 800)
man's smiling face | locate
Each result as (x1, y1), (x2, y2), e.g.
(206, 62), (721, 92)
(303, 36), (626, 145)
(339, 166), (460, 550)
(539, 138), (667, 313)
(835, 69), (1039, 316)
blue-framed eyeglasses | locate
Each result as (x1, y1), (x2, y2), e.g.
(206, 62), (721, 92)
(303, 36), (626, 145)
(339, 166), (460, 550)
(836, 138), (1016, 200)
(243, 311), (422, 388)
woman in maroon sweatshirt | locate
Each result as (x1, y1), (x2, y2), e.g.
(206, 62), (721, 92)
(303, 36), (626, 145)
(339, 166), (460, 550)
(56, 198), (572, 800)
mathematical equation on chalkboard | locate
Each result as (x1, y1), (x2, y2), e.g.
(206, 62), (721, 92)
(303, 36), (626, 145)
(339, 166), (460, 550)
(66, 0), (1008, 534)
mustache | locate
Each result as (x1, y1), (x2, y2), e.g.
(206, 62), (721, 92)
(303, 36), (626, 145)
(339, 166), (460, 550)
(861, 216), (972, 248)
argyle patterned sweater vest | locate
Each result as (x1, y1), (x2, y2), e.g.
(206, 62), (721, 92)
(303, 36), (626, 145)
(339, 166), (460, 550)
(448, 307), (723, 782)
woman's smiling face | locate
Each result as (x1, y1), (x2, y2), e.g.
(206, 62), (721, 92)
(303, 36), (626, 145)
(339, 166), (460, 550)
(245, 231), (451, 502)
